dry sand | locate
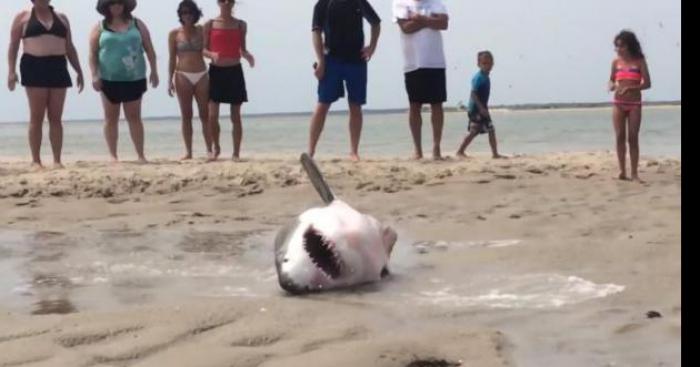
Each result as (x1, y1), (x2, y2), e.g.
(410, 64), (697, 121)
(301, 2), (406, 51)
(0, 152), (681, 367)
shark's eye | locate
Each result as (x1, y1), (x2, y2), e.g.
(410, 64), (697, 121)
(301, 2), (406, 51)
(303, 226), (341, 279)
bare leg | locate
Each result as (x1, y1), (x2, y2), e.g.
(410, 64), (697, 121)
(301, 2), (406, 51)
(628, 107), (643, 182)
(208, 101), (221, 159)
(123, 99), (147, 163)
(430, 103), (444, 160)
(46, 88), (67, 167)
(231, 104), (243, 161)
(193, 77), (212, 157)
(348, 102), (363, 161)
(101, 95), (121, 162)
(612, 106), (628, 180)
(409, 103), (423, 159)
(308, 103), (331, 158)
(175, 74), (194, 160)
(25, 87), (49, 168)
(489, 130), (505, 158)
(456, 129), (479, 158)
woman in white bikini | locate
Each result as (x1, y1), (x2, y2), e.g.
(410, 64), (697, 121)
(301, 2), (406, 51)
(168, 0), (211, 160)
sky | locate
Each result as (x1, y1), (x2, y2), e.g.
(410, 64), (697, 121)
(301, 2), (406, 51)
(0, 0), (681, 123)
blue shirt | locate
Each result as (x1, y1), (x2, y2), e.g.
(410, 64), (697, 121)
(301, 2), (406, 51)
(468, 71), (490, 113)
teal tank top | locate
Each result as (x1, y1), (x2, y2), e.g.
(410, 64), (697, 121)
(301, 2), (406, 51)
(98, 20), (147, 82)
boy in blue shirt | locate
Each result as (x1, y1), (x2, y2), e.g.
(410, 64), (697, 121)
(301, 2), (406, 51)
(457, 51), (505, 159)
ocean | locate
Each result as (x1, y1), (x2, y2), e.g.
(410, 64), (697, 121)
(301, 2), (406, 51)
(0, 106), (681, 161)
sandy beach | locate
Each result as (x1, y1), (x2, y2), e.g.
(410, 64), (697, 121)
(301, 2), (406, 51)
(0, 152), (681, 367)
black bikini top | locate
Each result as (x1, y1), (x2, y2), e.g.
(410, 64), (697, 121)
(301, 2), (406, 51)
(23, 7), (67, 39)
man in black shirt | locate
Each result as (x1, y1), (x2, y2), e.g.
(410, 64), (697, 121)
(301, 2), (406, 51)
(308, 0), (381, 161)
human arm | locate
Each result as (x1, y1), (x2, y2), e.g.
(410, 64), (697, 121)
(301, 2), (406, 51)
(88, 23), (102, 91)
(608, 59), (617, 92)
(7, 12), (26, 91)
(136, 18), (159, 88)
(168, 29), (177, 96)
(240, 20), (255, 67)
(360, 0), (381, 62)
(201, 20), (219, 63)
(59, 14), (84, 92)
(471, 91), (489, 117)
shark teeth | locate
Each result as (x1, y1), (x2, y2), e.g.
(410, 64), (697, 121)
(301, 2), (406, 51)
(303, 226), (342, 279)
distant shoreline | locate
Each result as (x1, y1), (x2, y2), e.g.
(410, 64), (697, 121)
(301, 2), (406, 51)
(0, 101), (680, 124)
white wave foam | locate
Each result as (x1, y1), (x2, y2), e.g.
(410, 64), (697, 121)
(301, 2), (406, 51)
(417, 274), (624, 309)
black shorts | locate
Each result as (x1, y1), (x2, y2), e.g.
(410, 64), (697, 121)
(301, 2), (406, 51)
(209, 64), (248, 104)
(20, 54), (72, 88)
(468, 110), (495, 134)
(101, 79), (147, 104)
(404, 68), (446, 104)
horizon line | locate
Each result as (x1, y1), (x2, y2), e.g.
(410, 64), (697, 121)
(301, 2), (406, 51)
(0, 100), (681, 124)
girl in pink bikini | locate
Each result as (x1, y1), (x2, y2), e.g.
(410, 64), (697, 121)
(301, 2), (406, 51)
(608, 30), (651, 182)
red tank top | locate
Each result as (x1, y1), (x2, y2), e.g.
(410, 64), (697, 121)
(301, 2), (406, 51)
(209, 28), (241, 59)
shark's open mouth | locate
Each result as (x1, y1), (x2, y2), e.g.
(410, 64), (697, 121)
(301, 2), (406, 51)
(303, 226), (342, 279)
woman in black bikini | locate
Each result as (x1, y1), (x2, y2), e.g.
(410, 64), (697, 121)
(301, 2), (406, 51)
(7, 0), (84, 169)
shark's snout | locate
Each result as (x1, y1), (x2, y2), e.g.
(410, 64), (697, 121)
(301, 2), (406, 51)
(277, 272), (308, 295)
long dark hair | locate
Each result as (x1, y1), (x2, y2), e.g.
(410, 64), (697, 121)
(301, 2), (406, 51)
(178, 0), (203, 24)
(615, 30), (645, 59)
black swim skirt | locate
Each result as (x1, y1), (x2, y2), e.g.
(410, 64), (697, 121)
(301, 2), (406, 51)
(101, 79), (147, 104)
(20, 54), (72, 88)
(209, 64), (248, 104)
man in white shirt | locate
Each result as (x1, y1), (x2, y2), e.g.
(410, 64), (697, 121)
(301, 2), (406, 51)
(393, 0), (448, 160)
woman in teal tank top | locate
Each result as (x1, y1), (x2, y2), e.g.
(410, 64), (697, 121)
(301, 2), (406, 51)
(88, 0), (159, 164)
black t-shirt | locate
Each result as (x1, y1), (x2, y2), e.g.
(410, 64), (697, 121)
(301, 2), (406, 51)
(312, 0), (381, 63)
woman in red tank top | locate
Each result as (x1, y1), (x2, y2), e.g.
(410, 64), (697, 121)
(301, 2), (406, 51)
(203, 0), (255, 161)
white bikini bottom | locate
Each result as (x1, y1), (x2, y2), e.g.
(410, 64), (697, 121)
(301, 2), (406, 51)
(176, 70), (207, 85)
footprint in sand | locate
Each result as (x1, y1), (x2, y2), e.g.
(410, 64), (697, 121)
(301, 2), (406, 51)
(614, 323), (645, 334)
(494, 174), (516, 180)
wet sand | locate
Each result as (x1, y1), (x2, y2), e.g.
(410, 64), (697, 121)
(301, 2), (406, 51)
(0, 152), (681, 366)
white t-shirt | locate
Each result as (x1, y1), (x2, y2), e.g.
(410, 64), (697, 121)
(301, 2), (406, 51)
(392, 0), (448, 73)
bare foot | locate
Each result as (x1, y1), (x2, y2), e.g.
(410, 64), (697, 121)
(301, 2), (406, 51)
(30, 162), (44, 171)
(349, 153), (360, 162)
(232, 155), (241, 162)
(456, 152), (468, 159)
(213, 145), (221, 159)
(136, 157), (148, 165)
(631, 175), (645, 184)
(492, 154), (508, 159)
(180, 154), (192, 161)
(433, 148), (442, 161)
(618, 173), (630, 181)
(52, 162), (65, 169)
(413, 152), (423, 160)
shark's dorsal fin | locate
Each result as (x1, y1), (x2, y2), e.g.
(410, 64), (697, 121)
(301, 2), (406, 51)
(300, 153), (335, 204)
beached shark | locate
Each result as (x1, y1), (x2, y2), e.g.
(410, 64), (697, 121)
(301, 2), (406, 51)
(274, 154), (397, 294)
